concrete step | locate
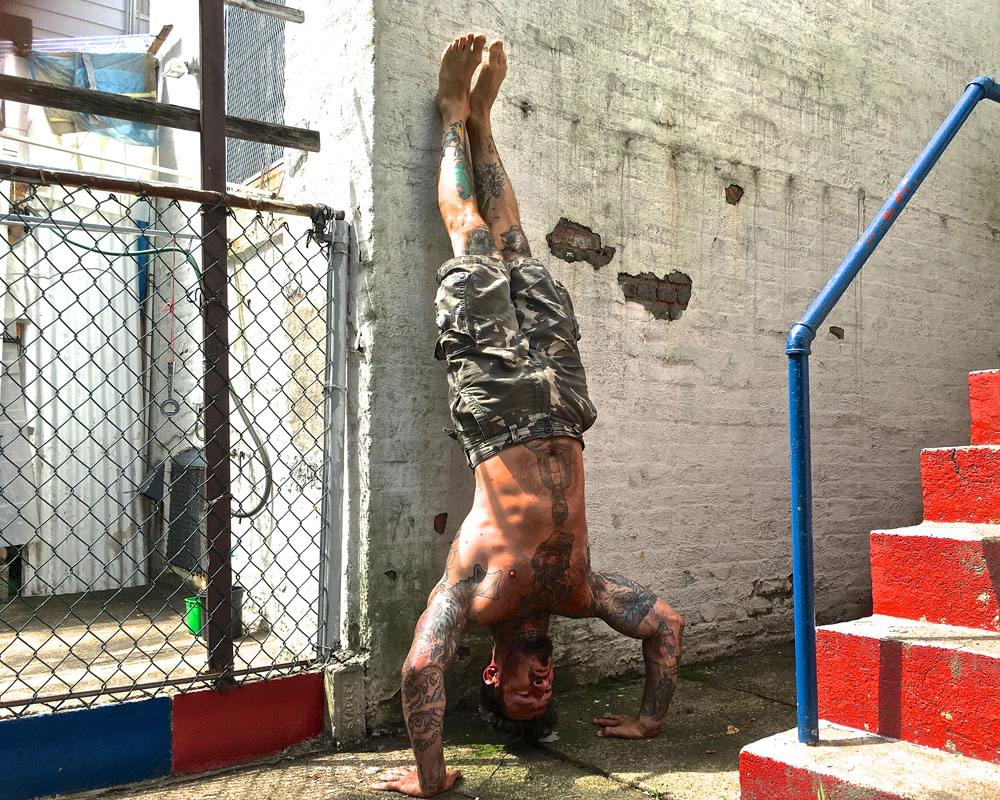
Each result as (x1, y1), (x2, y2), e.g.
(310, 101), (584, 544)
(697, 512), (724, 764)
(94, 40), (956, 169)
(970, 370), (1000, 445)
(870, 522), (1000, 631)
(921, 445), (1000, 523)
(816, 615), (1000, 763)
(740, 721), (1000, 800)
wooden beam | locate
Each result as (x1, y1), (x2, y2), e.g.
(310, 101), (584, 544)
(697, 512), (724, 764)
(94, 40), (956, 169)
(224, 0), (304, 23)
(0, 74), (320, 152)
(147, 24), (173, 56)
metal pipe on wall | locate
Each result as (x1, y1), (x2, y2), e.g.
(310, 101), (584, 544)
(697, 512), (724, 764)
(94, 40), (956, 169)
(318, 218), (350, 656)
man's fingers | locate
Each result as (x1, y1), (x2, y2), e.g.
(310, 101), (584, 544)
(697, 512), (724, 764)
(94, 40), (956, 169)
(593, 715), (627, 726)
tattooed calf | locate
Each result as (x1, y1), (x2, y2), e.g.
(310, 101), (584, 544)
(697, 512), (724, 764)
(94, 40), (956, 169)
(443, 121), (474, 201)
(474, 162), (506, 217)
(500, 224), (531, 259)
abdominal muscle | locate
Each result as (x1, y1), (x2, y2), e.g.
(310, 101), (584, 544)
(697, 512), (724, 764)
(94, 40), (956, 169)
(453, 437), (593, 626)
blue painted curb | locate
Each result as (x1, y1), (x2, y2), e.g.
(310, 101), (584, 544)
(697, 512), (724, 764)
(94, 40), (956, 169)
(0, 696), (172, 800)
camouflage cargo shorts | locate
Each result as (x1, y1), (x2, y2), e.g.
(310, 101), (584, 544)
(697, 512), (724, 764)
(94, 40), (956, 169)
(434, 254), (598, 468)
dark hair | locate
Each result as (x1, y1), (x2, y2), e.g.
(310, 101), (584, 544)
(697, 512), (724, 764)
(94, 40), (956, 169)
(478, 682), (557, 742)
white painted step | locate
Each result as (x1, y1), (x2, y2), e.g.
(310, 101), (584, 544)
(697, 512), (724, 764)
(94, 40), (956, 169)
(741, 722), (1000, 800)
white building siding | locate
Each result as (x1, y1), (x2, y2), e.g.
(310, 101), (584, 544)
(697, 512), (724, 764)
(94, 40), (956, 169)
(6, 0), (132, 40)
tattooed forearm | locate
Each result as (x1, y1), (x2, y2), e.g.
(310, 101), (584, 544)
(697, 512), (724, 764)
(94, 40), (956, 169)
(639, 621), (679, 722)
(500, 224), (531, 258)
(523, 439), (574, 524)
(443, 121), (474, 201)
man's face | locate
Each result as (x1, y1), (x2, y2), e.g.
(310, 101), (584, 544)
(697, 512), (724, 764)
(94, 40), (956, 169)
(488, 636), (554, 720)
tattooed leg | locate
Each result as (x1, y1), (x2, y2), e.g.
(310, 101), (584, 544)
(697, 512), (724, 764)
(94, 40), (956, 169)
(468, 39), (532, 262)
(435, 33), (501, 260)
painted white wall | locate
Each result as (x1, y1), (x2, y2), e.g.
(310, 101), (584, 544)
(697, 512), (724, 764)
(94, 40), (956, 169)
(285, 0), (1000, 725)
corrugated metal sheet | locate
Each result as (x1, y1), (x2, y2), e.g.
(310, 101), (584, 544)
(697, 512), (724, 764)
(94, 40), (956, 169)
(10, 200), (147, 596)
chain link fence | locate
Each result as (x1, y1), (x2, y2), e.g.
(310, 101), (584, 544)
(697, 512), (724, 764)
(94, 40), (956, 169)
(0, 163), (345, 717)
(225, 2), (286, 185)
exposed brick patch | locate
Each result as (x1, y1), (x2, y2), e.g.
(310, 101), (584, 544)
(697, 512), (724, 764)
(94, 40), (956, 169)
(618, 270), (692, 320)
(725, 184), (744, 205)
(433, 512), (448, 534)
(546, 218), (616, 269)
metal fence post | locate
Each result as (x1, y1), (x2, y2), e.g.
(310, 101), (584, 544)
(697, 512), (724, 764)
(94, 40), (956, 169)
(200, 0), (234, 678)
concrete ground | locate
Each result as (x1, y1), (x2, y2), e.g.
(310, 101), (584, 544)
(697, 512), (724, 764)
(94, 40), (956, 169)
(72, 647), (797, 800)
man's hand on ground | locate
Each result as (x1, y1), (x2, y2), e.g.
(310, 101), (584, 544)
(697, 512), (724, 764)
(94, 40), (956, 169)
(593, 713), (662, 739)
(371, 766), (463, 797)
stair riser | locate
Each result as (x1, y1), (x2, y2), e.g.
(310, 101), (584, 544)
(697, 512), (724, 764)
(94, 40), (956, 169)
(817, 629), (1000, 763)
(921, 448), (1000, 524)
(871, 532), (1000, 631)
(970, 371), (1000, 446)
(740, 751), (907, 800)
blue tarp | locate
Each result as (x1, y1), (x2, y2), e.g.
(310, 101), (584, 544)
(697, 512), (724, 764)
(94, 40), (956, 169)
(28, 51), (157, 147)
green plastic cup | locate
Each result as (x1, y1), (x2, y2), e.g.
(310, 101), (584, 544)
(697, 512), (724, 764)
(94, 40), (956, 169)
(184, 594), (205, 636)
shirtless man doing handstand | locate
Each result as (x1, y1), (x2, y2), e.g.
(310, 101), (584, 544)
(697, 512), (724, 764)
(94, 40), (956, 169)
(373, 34), (685, 798)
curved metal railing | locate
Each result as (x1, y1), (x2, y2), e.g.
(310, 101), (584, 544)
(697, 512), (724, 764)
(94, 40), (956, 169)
(786, 76), (1000, 745)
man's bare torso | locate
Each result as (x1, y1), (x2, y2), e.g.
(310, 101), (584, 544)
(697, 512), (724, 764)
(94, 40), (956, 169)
(432, 437), (593, 628)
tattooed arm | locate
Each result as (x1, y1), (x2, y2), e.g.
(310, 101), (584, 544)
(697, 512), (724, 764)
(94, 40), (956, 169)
(374, 559), (502, 797)
(373, 585), (467, 797)
(587, 571), (684, 739)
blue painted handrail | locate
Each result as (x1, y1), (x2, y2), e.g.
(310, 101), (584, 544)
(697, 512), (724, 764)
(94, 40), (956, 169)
(787, 76), (1000, 745)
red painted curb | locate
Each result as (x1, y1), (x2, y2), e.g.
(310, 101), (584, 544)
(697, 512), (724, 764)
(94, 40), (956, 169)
(739, 750), (904, 800)
(970, 370), (1000, 446)
(921, 447), (1000, 524)
(817, 627), (1000, 763)
(871, 530), (1000, 631)
(172, 672), (325, 774)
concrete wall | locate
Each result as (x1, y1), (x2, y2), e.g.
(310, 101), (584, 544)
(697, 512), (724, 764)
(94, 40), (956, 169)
(284, 0), (1000, 724)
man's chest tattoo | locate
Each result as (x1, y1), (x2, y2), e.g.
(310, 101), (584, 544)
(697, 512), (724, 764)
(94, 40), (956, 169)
(522, 530), (575, 609)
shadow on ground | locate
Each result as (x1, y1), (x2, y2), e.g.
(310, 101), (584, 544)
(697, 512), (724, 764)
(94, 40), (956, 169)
(79, 647), (797, 800)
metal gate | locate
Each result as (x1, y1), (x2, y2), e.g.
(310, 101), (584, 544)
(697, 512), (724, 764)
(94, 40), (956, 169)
(0, 162), (348, 717)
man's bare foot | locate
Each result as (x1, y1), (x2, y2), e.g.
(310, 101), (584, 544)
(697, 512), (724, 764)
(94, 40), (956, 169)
(435, 33), (486, 119)
(470, 39), (507, 123)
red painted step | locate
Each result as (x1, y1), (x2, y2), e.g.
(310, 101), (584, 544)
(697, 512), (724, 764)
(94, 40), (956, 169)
(741, 722), (1000, 800)
(870, 523), (1000, 632)
(816, 616), (1000, 763)
(921, 446), (1000, 523)
(970, 370), (1000, 445)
